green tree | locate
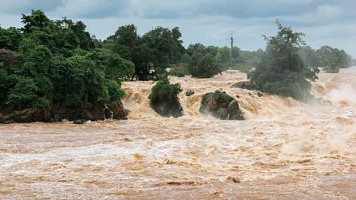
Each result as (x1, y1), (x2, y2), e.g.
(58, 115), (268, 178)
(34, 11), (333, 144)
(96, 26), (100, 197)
(110, 24), (139, 60)
(105, 25), (185, 80)
(21, 10), (53, 33)
(20, 45), (52, 76)
(90, 48), (135, 81)
(142, 27), (184, 69)
(249, 22), (319, 100)
(186, 44), (222, 78)
(0, 66), (9, 104)
(0, 27), (22, 51)
(104, 24), (152, 80)
(7, 76), (39, 109)
(316, 46), (352, 70)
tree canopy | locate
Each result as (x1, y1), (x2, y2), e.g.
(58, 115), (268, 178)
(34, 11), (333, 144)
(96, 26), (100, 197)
(185, 44), (223, 78)
(104, 25), (184, 80)
(248, 22), (319, 100)
(0, 10), (132, 112)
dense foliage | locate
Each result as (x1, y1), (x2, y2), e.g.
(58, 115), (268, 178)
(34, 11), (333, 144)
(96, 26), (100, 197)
(184, 44), (223, 78)
(0, 10), (133, 111)
(248, 22), (319, 100)
(1, 10), (353, 115)
(103, 25), (184, 80)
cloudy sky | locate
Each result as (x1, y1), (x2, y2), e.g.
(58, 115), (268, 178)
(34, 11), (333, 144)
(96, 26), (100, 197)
(0, 0), (355, 57)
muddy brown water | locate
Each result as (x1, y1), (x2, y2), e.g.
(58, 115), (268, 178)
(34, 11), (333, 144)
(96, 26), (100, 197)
(0, 68), (355, 199)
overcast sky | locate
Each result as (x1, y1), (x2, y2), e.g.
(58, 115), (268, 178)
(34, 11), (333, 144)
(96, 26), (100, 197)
(0, 0), (355, 57)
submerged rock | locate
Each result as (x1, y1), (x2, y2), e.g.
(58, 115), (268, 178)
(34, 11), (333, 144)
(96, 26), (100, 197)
(185, 89), (195, 96)
(73, 119), (87, 124)
(200, 90), (244, 120)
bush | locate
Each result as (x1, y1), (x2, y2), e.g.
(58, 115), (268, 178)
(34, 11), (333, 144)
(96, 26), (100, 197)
(149, 78), (182, 106)
(149, 78), (183, 117)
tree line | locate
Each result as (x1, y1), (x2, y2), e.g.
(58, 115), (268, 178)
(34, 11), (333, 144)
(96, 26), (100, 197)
(299, 45), (352, 73)
(0, 10), (353, 114)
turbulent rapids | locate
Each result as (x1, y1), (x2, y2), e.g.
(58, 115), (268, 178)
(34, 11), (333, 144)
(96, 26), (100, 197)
(0, 68), (355, 199)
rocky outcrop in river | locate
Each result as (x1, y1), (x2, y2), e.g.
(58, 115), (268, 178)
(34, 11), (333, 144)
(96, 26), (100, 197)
(150, 97), (183, 118)
(0, 100), (128, 123)
(199, 90), (244, 120)
(230, 81), (256, 90)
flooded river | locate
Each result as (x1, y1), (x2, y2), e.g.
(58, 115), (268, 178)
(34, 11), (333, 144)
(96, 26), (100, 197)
(0, 68), (355, 199)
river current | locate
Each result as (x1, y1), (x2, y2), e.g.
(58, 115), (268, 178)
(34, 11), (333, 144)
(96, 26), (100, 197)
(0, 68), (355, 199)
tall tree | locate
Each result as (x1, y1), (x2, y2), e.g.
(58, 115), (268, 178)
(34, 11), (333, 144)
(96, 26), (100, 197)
(249, 22), (319, 100)
(21, 10), (53, 33)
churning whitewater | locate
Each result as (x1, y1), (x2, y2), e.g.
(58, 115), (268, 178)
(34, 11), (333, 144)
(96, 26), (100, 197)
(0, 68), (355, 199)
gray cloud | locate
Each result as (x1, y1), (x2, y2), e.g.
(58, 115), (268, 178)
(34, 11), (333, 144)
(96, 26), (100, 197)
(53, 0), (131, 18)
(0, 0), (64, 14)
(0, 0), (355, 57)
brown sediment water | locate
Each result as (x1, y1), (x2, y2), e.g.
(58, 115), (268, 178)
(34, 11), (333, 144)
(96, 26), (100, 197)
(0, 68), (355, 199)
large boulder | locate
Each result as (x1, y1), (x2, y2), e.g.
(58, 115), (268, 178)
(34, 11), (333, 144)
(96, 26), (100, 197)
(185, 89), (195, 97)
(199, 90), (244, 120)
(230, 81), (256, 90)
(151, 98), (183, 118)
(149, 79), (183, 118)
(108, 100), (128, 120)
(0, 108), (51, 123)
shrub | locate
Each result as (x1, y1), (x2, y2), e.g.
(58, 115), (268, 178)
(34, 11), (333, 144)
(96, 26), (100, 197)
(149, 78), (183, 117)
(149, 78), (182, 106)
